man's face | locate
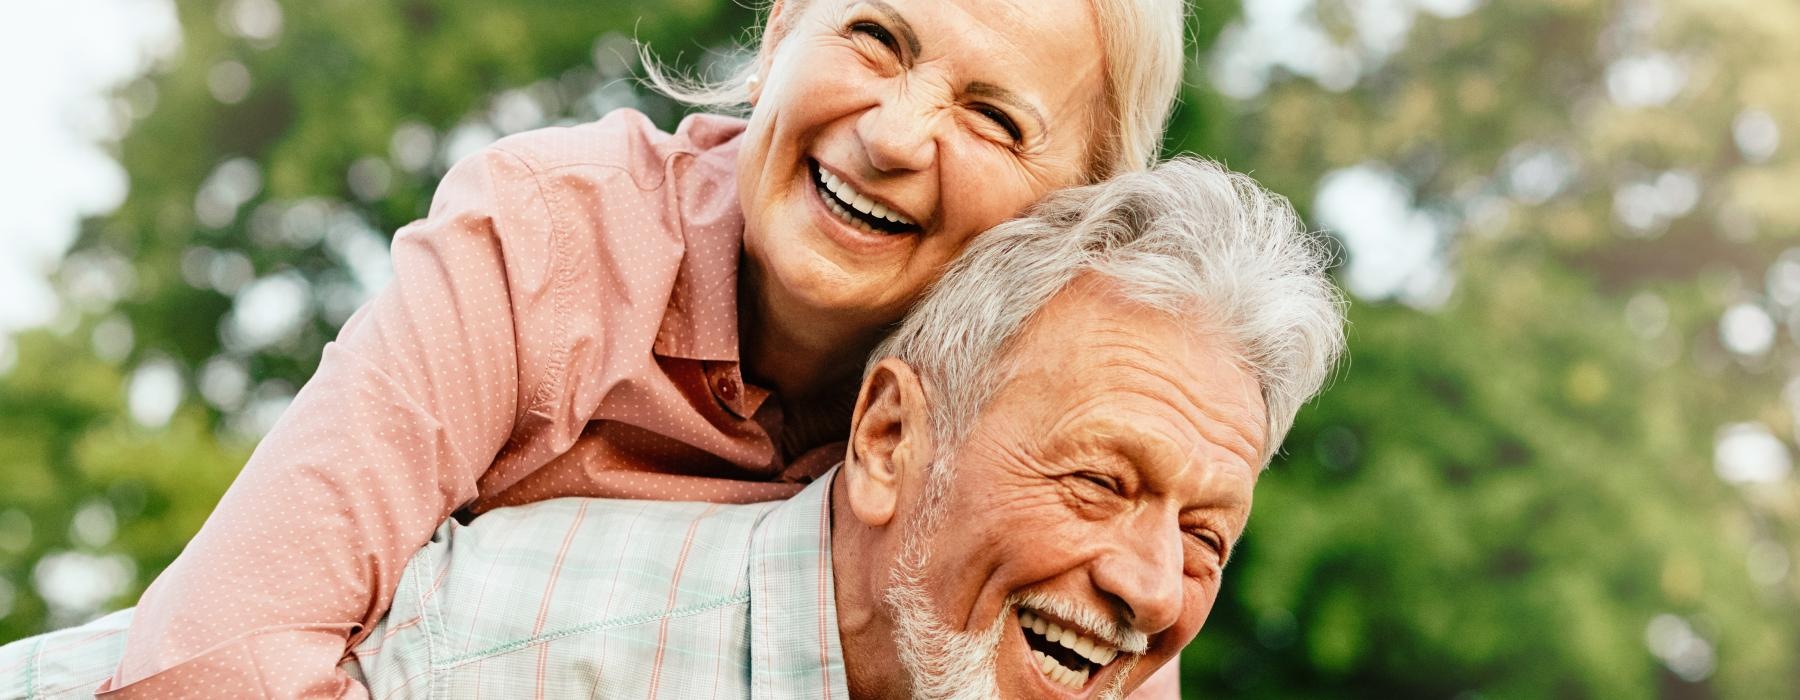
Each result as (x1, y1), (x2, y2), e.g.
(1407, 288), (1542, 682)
(883, 278), (1267, 698)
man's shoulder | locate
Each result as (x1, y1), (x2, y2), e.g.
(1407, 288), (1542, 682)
(415, 497), (774, 644)
(436, 496), (775, 598)
(352, 497), (775, 696)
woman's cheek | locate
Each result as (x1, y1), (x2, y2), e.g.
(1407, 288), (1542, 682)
(797, 45), (887, 98)
(949, 167), (1038, 236)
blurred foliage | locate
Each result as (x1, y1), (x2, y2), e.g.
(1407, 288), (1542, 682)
(1, 0), (1795, 697)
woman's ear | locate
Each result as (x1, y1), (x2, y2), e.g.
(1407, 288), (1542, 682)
(843, 357), (935, 528)
(748, 0), (789, 105)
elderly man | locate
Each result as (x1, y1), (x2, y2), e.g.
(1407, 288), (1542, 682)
(2, 158), (1343, 699)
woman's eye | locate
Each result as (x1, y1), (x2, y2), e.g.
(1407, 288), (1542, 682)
(850, 21), (900, 54)
(973, 104), (1023, 143)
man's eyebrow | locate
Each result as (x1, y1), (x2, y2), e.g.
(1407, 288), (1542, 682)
(860, 0), (921, 56)
(966, 81), (1048, 132)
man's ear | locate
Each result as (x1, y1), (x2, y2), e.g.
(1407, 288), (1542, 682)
(843, 357), (935, 528)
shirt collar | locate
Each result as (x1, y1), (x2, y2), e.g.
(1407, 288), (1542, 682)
(748, 468), (850, 699)
(652, 116), (748, 364)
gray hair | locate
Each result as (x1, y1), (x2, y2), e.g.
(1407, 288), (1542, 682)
(869, 157), (1347, 465)
(643, 0), (1187, 178)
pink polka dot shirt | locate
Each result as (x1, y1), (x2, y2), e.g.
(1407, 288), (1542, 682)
(96, 109), (844, 698)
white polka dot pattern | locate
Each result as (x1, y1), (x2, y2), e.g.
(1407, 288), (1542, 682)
(97, 109), (848, 698)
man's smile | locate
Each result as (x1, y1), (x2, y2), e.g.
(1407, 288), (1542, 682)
(1021, 608), (1107, 688)
(1014, 604), (1131, 692)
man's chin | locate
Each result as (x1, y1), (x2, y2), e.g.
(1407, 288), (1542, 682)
(884, 575), (1005, 700)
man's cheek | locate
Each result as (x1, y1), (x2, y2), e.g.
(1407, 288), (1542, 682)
(1170, 584), (1219, 646)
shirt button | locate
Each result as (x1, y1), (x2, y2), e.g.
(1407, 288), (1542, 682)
(716, 376), (738, 402)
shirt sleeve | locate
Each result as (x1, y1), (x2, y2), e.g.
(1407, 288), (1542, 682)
(98, 146), (566, 699)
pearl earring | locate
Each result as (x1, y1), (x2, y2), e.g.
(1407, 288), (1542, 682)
(746, 75), (761, 91)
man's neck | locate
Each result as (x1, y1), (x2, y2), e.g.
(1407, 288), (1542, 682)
(830, 474), (906, 699)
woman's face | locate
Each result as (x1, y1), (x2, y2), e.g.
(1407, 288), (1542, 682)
(737, 0), (1107, 332)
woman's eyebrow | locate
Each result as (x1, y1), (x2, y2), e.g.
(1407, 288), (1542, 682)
(859, 0), (921, 55)
(967, 81), (1048, 131)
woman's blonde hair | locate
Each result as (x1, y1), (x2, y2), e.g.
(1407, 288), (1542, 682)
(643, 0), (1187, 179)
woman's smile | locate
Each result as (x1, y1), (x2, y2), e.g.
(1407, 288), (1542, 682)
(811, 158), (922, 233)
(736, 0), (1109, 339)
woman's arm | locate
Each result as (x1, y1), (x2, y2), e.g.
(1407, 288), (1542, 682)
(99, 147), (562, 698)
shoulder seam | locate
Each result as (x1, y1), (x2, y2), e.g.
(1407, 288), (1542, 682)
(430, 593), (751, 670)
(511, 148), (711, 195)
(484, 147), (573, 429)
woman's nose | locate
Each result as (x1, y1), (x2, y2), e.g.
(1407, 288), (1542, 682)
(856, 100), (938, 174)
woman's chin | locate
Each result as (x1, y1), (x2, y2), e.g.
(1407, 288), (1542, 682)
(788, 263), (898, 322)
(748, 231), (898, 318)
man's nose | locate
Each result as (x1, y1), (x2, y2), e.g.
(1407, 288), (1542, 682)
(1091, 522), (1185, 636)
(855, 97), (938, 174)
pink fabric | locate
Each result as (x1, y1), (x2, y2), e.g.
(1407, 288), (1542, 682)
(102, 110), (840, 698)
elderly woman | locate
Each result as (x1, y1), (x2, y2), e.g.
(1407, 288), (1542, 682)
(95, 0), (1187, 697)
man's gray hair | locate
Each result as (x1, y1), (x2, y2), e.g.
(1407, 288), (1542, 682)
(868, 157), (1347, 465)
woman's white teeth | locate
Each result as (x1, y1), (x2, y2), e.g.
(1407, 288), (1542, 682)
(818, 167), (916, 226)
(1018, 609), (1119, 687)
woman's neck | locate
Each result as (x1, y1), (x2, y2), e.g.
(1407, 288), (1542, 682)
(737, 263), (883, 402)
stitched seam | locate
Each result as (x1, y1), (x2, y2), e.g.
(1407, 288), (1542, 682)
(528, 143), (711, 193)
(488, 148), (571, 432)
(433, 594), (749, 670)
(417, 541), (444, 699)
(487, 137), (723, 428)
(23, 635), (42, 698)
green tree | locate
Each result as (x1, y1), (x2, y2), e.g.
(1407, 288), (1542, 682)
(2, 0), (1794, 697)
(1176, 1), (1799, 697)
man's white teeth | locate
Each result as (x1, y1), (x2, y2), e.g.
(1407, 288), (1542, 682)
(818, 167), (917, 227)
(1032, 650), (1089, 689)
(1018, 609), (1119, 688)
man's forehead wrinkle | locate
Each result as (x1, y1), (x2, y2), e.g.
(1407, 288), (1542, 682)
(1057, 338), (1266, 470)
(1189, 393), (1265, 470)
(1041, 391), (1255, 509)
(1041, 399), (1178, 465)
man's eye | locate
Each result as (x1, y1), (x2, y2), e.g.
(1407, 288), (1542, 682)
(1187, 529), (1223, 555)
(1077, 472), (1119, 494)
(850, 21), (899, 54)
(973, 104), (1023, 143)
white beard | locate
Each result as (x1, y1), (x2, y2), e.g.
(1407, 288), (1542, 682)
(880, 462), (1142, 700)
(884, 539), (1007, 700)
(887, 571), (1141, 700)
(883, 458), (1006, 700)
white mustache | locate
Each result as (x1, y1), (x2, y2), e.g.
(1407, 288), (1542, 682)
(1010, 590), (1150, 654)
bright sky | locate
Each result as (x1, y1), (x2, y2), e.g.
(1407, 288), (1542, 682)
(0, 0), (180, 340)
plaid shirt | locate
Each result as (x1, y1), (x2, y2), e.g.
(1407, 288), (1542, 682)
(1, 473), (848, 699)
